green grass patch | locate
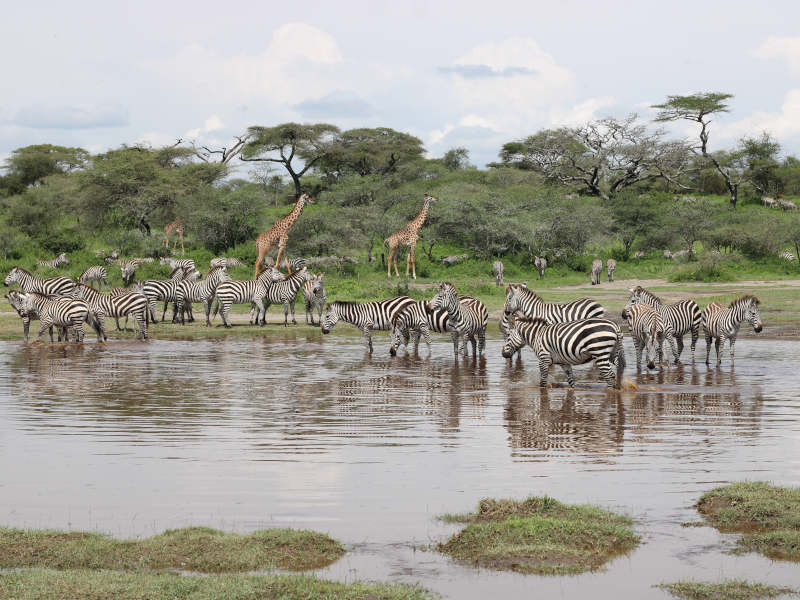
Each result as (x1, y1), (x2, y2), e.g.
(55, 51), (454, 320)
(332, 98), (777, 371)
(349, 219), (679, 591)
(437, 496), (639, 576)
(0, 569), (434, 600)
(696, 482), (800, 561)
(655, 580), (797, 600)
(0, 526), (344, 572)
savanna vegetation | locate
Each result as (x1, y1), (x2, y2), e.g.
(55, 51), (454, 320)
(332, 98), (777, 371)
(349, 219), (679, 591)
(655, 580), (797, 600)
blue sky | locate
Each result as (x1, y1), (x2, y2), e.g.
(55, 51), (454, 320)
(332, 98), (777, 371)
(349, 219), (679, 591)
(2, 0), (800, 169)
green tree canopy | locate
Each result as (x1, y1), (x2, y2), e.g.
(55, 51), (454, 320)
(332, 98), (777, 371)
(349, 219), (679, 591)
(317, 127), (425, 179)
(1, 144), (89, 196)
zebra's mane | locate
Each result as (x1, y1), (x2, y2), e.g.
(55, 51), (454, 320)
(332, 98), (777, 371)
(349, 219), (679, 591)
(632, 286), (662, 304)
(169, 267), (183, 277)
(76, 282), (100, 293)
(10, 266), (33, 276)
(206, 266), (225, 277)
(26, 291), (61, 299)
(730, 295), (760, 308)
(513, 315), (549, 326)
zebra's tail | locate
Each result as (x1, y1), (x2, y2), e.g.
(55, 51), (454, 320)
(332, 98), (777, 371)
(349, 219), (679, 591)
(211, 297), (219, 320)
(86, 311), (104, 340)
(615, 331), (626, 389)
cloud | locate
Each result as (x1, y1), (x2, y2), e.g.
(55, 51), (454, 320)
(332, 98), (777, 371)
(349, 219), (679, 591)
(719, 89), (800, 139)
(437, 64), (537, 78)
(755, 36), (800, 73)
(293, 90), (372, 118)
(13, 103), (129, 129)
(185, 115), (224, 138)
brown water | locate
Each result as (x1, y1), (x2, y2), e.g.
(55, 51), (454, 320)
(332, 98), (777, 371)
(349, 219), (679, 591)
(1, 332), (799, 598)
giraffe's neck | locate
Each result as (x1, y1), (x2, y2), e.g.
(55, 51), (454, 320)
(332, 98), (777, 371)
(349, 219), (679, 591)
(407, 199), (429, 232)
(281, 196), (306, 229)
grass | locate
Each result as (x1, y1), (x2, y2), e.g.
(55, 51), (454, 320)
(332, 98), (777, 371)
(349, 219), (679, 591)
(437, 496), (639, 576)
(0, 526), (344, 572)
(696, 482), (800, 561)
(0, 570), (435, 600)
(655, 580), (797, 600)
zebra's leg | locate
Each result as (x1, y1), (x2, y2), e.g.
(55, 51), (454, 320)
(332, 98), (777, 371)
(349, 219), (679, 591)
(714, 336), (723, 366)
(599, 359), (617, 388)
(38, 317), (53, 341)
(161, 300), (169, 322)
(361, 326), (373, 354)
(316, 303), (323, 326)
(116, 316), (123, 331)
(451, 332), (459, 356)
(704, 334), (712, 365)
(634, 338), (643, 372)
(283, 302), (290, 327)
(421, 325), (432, 355)
(204, 300), (213, 327)
(222, 302), (233, 328)
(187, 303), (194, 323)
(691, 327), (699, 363)
(411, 329), (421, 354)
(729, 335), (737, 366)
(290, 300), (297, 325)
(149, 299), (159, 324)
(470, 334), (477, 357)
(561, 364), (576, 387)
(538, 352), (552, 387)
(674, 334), (684, 363)
(478, 328), (486, 356)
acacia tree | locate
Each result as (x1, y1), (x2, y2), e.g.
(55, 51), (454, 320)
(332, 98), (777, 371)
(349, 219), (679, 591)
(239, 123), (339, 196)
(1, 144), (89, 196)
(183, 134), (250, 165)
(739, 132), (782, 196)
(316, 127), (425, 179)
(653, 92), (744, 209)
(498, 115), (692, 199)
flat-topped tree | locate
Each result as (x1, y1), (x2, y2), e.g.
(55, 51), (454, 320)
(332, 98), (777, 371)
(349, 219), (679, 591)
(240, 123), (340, 197)
(653, 92), (744, 209)
(317, 127), (425, 178)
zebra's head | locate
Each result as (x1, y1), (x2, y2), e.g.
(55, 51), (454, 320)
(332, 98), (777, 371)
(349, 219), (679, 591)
(312, 273), (325, 297)
(739, 296), (763, 333)
(389, 312), (411, 356)
(501, 325), (525, 359)
(429, 282), (458, 313)
(58, 253), (69, 264)
(4, 267), (21, 287)
(257, 267), (285, 286)
(122, 262), (138, 286)
(5, 290), (31, 316)
(503, 283), (528, 315)
(321, 303), (339, 334)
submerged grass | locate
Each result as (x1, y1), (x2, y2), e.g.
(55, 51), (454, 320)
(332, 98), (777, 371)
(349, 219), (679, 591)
(0, 526), (344, 572)
(656, 580), (797, 600)
(0, 569), (435, 600)
(696, 481), (800, 561)
(437, 496), (639, 576)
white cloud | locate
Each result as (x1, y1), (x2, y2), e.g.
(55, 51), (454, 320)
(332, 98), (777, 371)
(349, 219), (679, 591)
(551, 96), (616, 127)
(755, 36), (800, 74)
(185, 115), (223, 138)
(719, 89), (800, 139)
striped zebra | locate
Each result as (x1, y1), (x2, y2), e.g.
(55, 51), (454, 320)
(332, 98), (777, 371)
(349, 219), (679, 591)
(492, 261), (504, 286)
(160, 257), (197, 271)
(142, 266), (201, 323)
(79, 266), (108, 291)
(702, 296), (762, 366)
(70, 283), (149, 340)
(303, 273), (326, 326)
(621, 303), (665, 371)
(321, 296), (416, 354)
(501, 316), (625, 389)
(499, 309), (523, 360)
(5, 290), (67, 342)
(624, 286), (701, 363)
(210, 257), (245, 269)
(110, 282), (146, 332)
(590, 259), (603, 285)
(212, 267), (285, 328)
(18, 291), (101, 343)
(4, 266), (75, 296)
(607, 259), (617, 282)
(36, 253), (69, 268)
(175, 266), (231, 326)
(534, 256), (547, 280)
(260, 267), (315, 326)
(780, 251), (795, 261)
(503, 284), (604, 324)
(429, 282), (488, 357)
(389, 296), (480, 356)
(284, 257), (307, 273)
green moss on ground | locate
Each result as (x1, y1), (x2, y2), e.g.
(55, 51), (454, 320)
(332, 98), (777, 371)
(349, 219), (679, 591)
(0, 570), (434, 600)
(0, 526), (344, 572)
(437, 496), (639, 576)
(655, 580), (797, 600)
(697, 482), (800, 561)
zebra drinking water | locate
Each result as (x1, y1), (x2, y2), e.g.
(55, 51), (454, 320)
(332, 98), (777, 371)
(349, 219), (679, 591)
(429, 282), (488, 357)
(501, 316), (625, 389)
(503, 284), (603, 324)
(621, 303), (664, 371)
(389, 296), (481, 356)
(702, 296), (762, 366)
(5, 290), (65, 342)
(303, 273), (326, 326)
(624, 286), (700, 363)
(16, 291), (101, 343)
(321, 296), (416, 354)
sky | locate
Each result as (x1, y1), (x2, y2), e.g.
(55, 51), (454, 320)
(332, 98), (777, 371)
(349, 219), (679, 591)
(2, 0), (800, 171)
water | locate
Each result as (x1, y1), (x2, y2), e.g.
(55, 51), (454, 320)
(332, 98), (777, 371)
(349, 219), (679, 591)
(1, 331), (799, 598)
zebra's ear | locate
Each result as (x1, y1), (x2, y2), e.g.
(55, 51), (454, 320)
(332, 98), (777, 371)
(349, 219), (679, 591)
(628, 288), (634, 293)
(521, 282), (527, 288)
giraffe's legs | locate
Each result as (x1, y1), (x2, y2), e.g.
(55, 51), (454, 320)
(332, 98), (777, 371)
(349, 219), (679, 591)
(387, 246), (395, 278)
(410, 245), (417, 280)
(180, 233), (185, 255)
(255, 245), (268, 279)
(274, 246), (285, 271)
(393, 249), (400, 277)
(406, 251), (412, 278)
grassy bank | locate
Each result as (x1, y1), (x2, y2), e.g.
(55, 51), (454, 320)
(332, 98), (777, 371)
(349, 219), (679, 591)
(437, 496), (639, 575)
(0, 526), (344, 572)
(696, 482), (800, 561)
(656, 580), (797, 600)
(0, 570), (434, 600)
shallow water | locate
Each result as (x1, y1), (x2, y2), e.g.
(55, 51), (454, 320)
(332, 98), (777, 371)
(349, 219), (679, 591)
(0, 331), (799, 598)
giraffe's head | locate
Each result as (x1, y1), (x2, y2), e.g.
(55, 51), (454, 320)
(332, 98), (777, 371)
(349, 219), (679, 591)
(424, 194), (437, 206)
(298, 193), (315, 206)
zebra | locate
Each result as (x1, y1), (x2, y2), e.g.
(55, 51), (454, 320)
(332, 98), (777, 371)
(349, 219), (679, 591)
(389, 295), (480, 356)
(4, 266), (75, 296)
(210, 257), (245, 269)
(110, 282), (145, 332)
(702, 296), (762, 366)
(621, 303), (664, 371)
(284, 257), (307, 273)
(303, 273), (326, 326)
(160, 257), (197, 271)
(590, 259), (603, 285)
(79, 266), (109, 291)
(36, 253), (69, 268)
(175, 266), (231, 326)
(492, 261), (504, 286)
(501, 316), (625, 389)
(212, 267), (285, 328)
(780, 251), (795, 261)
(534, 256), (547, 280)
(259, 266), (315, 326)
(142, 266), (201, 323)
(503, 284), (604, 324)
(624, 286), (700, 363)
(69, 283), (149, 340)
(17, 291), (101, 343)
(429, 282), (488, 357)
(321, 296), (416, 354)
(607, 259), (617, 282)
(5, 290), (67, 342)
(633, 251), (645, 259)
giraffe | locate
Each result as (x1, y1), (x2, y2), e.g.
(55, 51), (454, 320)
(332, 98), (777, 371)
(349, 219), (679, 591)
(384, 194), (435, 280)
(254, 193), (314, 278)
(164, 217), (185, 255)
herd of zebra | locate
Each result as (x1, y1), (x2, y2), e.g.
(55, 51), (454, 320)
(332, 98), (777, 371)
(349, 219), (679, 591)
(3, 254), (764, 391)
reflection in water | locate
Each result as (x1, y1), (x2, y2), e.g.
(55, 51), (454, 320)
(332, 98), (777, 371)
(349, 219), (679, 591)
(0, 335), (799, 600)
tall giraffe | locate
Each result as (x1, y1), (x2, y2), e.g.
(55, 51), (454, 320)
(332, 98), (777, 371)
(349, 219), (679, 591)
(164, 217), (185, 255)
(254, 193), (314, 278)
(384, 194), (435, 280)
